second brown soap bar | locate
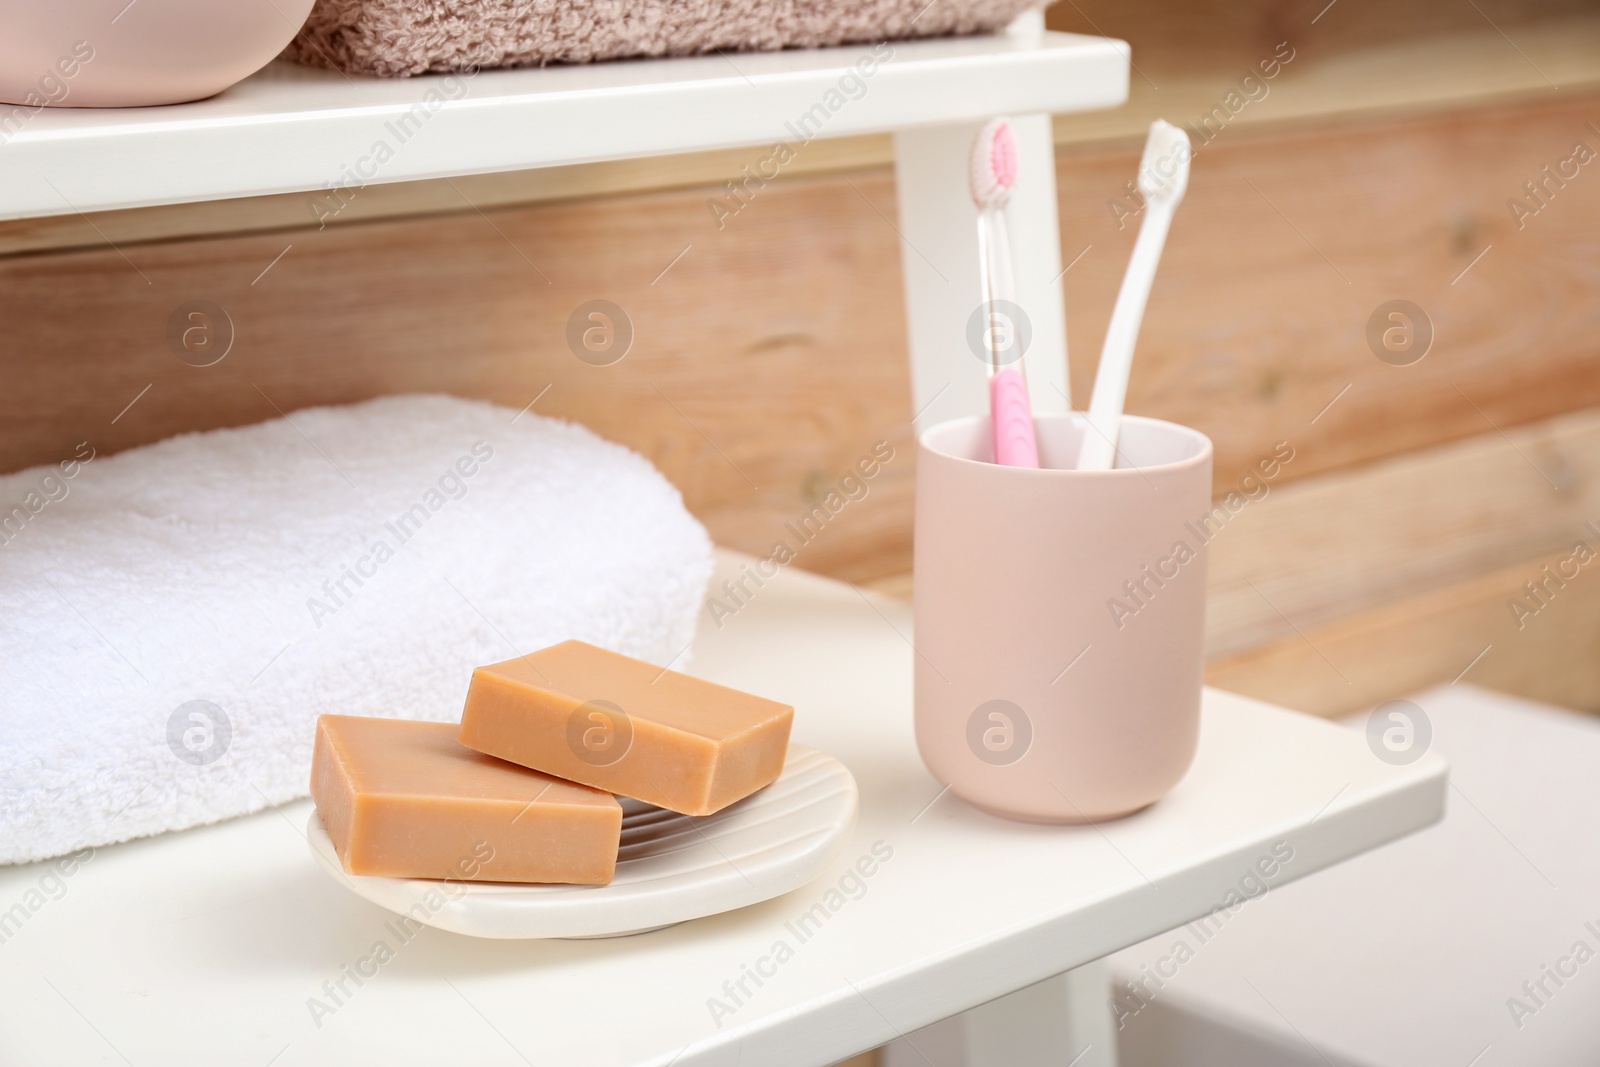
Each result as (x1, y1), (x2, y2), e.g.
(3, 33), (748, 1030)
(312, 715), (621, 884)
(458, 640), (793, 816)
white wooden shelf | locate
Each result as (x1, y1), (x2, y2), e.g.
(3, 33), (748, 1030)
(0, 553), (1446, 1067)
(0, 30), (1127, 222)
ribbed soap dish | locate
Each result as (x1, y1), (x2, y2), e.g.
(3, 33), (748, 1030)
(307, 745), (858, 939)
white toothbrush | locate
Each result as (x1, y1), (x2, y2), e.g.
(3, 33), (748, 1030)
(1077, 120), (1191, 471)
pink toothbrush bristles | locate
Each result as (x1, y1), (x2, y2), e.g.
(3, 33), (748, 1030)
(969, 118), (1017, 210)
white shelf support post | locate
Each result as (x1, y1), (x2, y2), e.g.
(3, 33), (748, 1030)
(961, 963), (1120, 1067)
(888, 15), (1102, 1053)
(892, 110), (1070, 431)
(882, 961), (1120, 1067)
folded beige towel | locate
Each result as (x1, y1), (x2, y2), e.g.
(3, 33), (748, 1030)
(284, 0), (1049, 78)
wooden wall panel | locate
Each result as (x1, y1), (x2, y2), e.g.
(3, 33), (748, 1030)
(2, 92), (1598, 589)
(0, 172), (916, 582)
(1207, 403), (1600, 714)
(1046, 3), (1600, 146)
(1047, 0), (1600, 68)
(1205, 408), (1600, 657)
(1206, 540), (1600, 717)
(1054, 90), (1600, 499)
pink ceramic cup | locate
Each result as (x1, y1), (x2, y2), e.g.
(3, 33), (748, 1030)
(914, 411), (1213, 823)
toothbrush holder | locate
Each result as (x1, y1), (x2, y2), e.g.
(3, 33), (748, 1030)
(913, 411), (1213, 823)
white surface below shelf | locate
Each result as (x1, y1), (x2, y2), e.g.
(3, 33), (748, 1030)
(0, 551), (1445, 1067)
(1111, 684), (1600, 1067)
(0, 30), (1128, 220)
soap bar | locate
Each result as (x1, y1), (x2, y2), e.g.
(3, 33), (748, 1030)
(311, 715), (622, 884)
(458, 640), (794, 816)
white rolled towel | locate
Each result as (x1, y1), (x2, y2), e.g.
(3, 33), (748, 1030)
(0, 395), (714, 865)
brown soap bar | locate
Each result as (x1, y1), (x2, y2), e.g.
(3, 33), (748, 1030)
(458, 640), (794, 816)
(311, 714), (621, 884)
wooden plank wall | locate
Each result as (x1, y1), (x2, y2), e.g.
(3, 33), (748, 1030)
(3, 1), (1599, 719)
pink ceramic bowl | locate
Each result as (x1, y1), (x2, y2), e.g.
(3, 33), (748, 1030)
(0, 0), (316, 108)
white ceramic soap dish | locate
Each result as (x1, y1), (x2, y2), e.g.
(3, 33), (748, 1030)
(307, 744), (858, 939)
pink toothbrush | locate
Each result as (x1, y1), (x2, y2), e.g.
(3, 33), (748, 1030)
(970, 118), (1040, 469)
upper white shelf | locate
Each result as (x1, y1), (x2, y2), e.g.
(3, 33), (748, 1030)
(0, 30), (1128, 222)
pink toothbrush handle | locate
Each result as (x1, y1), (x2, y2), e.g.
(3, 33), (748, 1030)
(989, 367), (1040, 468)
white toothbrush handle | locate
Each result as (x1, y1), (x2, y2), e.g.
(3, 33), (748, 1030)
(1078, 200), (1176, 471)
